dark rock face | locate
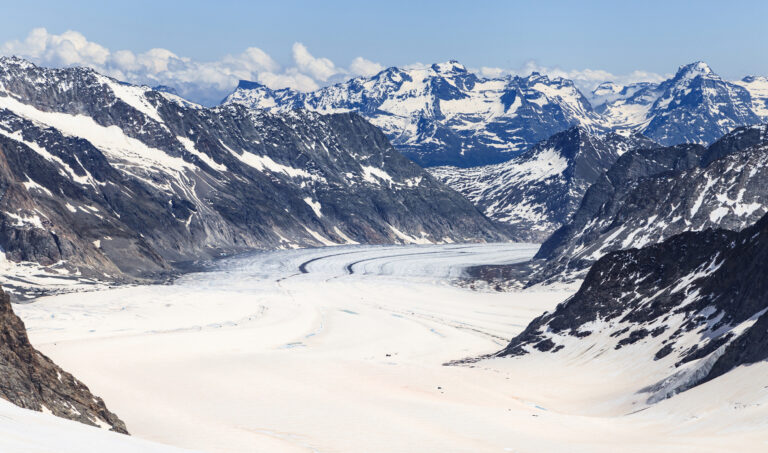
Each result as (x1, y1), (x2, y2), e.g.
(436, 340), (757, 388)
(530, 124), (768, 284)
(0, 286), (127, 432)
(498, 212), (768, 399)
(223, 62), (602, 168)
(0, 57), (509, 296)
(428, 127), (656, 240)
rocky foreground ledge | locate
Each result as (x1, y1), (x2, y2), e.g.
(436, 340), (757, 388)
(0, 285), (127, 433)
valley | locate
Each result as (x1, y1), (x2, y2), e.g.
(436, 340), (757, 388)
(10, 244), (768, 452)
(1, 7), (768, 452)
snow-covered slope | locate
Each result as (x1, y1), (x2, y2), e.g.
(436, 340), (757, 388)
(429, 127), (656, 240)
(0, 57), (509, 297)
(0, 398), (192, 452)
(501, 211), (768, 404)
(224, 61), (603, 167)
(591, 81), (664, 130)
(736, 75), (768, 120)
(531, 124), (768, 283)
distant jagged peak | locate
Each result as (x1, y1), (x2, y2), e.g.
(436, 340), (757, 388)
(592, 81), (623, 96)
(430, 60), (468, 74)
(152, 84), (180, 95)
(741, 74), (768, 83)
(0, 55), (104, 79)
(235, 79), (270, 91)
(522, 71), (552, 83)
(0, 55), (36, 68)
(673, 60), (717, 80)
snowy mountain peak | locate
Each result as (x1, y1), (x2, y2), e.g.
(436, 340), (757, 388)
(524, 71), (553, 84)
(236, 79), (269, 90)
(742, 75), (768, 84)
(675, 60), (714, 78)
(592, 81), (623, 97)
(641, 61), (761, 145)
(431, 60), (468, 74)
(593, 61), (762, 146)
(0, 55), (36, 69)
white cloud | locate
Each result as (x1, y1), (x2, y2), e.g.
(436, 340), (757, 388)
(291, 42), (341, 81)
(0, 28), (383, 105)
(478, 66), (506, 78)
(349, 57), (384, 77)
(504, 60), (669, 94)
(2, 28), (109, 67)
(257, 69), (320, 92)
(230, 47), (280, 73)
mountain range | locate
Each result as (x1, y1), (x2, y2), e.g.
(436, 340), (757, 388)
(224, 61), (601, 167)
(224, 61), (768, 168)
(464, 123), (768, 288)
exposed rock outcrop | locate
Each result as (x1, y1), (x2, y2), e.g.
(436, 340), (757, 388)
(0, 286), (127, 432)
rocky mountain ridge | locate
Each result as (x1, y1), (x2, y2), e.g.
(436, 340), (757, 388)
(0, 56), (509, 297)
(428, 127), (657, 240)
(499, 210), (768, 401)
(531, 124), (768, 284)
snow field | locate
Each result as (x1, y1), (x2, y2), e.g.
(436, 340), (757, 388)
(12, 243), (768, 452)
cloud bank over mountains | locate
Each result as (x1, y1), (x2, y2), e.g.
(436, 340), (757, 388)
(1, 27), (664, 106)
(0, 28), (384, 105)
(481, 61), (670, 93)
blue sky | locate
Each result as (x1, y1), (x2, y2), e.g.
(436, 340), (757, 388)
(2, 0), (766, 104)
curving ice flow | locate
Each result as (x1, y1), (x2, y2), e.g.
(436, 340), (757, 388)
(13, 243), (768, 453)
(210, 243), (539, 281)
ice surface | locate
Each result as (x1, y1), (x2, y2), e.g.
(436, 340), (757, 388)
(0, 398), (193, 452)
(13, 243), (768, 452)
